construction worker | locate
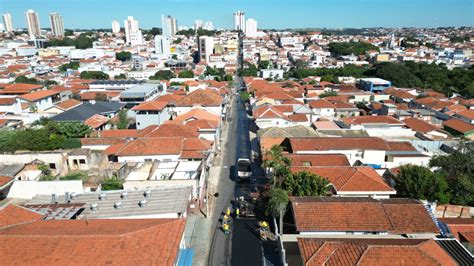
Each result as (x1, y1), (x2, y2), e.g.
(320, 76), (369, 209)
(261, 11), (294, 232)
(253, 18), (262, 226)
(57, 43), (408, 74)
(223, 222), (230, 234)
(235, 208), (240, 218)
(260, 221), (268, 230)
(223, 214), (229, 223)
(226, 207), (231, 216)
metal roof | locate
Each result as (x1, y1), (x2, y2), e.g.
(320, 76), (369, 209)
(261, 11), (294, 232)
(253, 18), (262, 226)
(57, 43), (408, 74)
(90, 80), (144, 85)
(120, 84), (161, 98)
(51, 101), (125, 122)
(435, 239), (474, 266)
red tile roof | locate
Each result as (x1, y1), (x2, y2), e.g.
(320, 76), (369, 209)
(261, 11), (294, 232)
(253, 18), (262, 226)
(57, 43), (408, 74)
(172, 108), (220, 124)
(298, 238), (457, 266)
(309, 99), (336, 109)
(115, 137), (184, 156)
(131, 101), (167, 111)
(290, 197), (439, 234)
(142, 124), (199, 138)
(286, 154), (350, 167)
(176, 89), (222, 106)
(0, 97), (17, 105)
(0, 83), (43, 94)
(0, 175), (14, 188)
(289, 137), (390, 152)
(84, 114), (109, 129)
(99, 129), (139, 139)
(0, 204), (43, 229)
(403, 117), (438, 133)
(456, 109), (474, 120)
(0, 218), (185, 265)
(439, 218), (474, 243)
(291, 166), (394, 193)
(19, 89), (60, 102)
(443, 118), (474, 134)
(343, 115), (404, 125)
(254, 105), (289, 120)
(55, 99), (81, 110)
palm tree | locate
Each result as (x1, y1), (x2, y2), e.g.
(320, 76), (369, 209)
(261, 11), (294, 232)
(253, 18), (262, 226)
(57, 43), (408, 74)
(267, 188), (289, 235)
(263, 145), (291, 188)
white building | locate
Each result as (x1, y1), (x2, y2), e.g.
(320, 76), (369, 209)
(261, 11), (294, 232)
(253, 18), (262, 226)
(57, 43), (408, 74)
(203, 21), (213, 30)
(162, 15), (177, 37)
(154, 35), (171, 56)
(245, 18), (257, 38)
(2, 13), (14, 32)
(25, 9), (41, 37)
(111, 20), (120, 34)
(49, 12), (64, 37)
(124, 16), (142, 46)
(194, 20), (203, 30)
(198, 36), (214, 62)
(233, 10), (245, 31)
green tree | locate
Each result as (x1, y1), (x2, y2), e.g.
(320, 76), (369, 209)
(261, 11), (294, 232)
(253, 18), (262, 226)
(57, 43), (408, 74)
(59, 61), (80, 72)
(283, 171), (330, 196)
(80, 71), (109, 80)
(319, 91), (338, 98)
(101, 176), (124, 191)
(114, 74), (127, 80)
(241, 61), (258, 77)
(15, 75), (39, 84)
(60, 171), (89, 182)
(394, 164), (450, 203)
(178, 70), (194, 78)
(115, 51), (132, 62)
(430, 142), (474, 206)
(239, 91), (250, 102)
(263, 145), (292, 188)
(328, 41), (379, 56)
(173, 38), (182, 44)
(149, 70), (175, 80)
(116, 109), (128, 129)
(56, 122), (93, 138)
(267, 188), (289, 235)
(258, 60), (270, 70)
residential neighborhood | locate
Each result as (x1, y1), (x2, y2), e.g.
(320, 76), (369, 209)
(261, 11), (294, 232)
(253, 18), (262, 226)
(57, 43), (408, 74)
(0, 2), (473, 266)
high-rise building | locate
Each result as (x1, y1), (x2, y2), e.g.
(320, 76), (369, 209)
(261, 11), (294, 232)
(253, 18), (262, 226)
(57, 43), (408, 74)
(194, 20), (203, 31)
(2, 13), (14, 32)
(198, 36), (214, 62)
(25, 9), (41, 37)
(233, 11), (245, 32)
(245, 18), (257, 38)
(204, 21), (213, 31)
(111, 20), (120, 34)
(154, 35), (171, 56)
(124, 16), (142, 46)
(49, 12), (64, 37)
(162, 15), (177, 37)
(0, 23), (4, 32)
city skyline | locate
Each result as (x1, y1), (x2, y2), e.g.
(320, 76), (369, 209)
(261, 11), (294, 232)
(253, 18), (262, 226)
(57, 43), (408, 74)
(1, 0), (473, 30)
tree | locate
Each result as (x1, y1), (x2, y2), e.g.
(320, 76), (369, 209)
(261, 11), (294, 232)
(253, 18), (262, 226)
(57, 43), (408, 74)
(178, 70), (194, 78)
(239, 91), (250, 102)
(241, 61), (258, 77)
(282, 171), (330, 196)
(319, 91), (338, 98)
(173, 38), (182, 44)
(80, 71), (109, 80)
(116, 109), (128, 129)
(267, 188), (289, 235)
(101, 176), (123, 191)
(430, 142), (474, 206)
(15, 75), (38, 84)
(263, 145), (292, 188)
(59, 61), (79, 72)
(258, 60), (270, 70)
(114, 74), (127, 80)
(394, 164), (449, 203)
(149, 70), (175, 80)
(56, 122), (92, 138)
(60, 171), (89, 182)
(115, 51), (132, 62)
(328, 41), (379, 56)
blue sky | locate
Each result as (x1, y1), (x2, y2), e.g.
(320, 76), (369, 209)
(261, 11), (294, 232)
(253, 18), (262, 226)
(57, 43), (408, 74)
(1, 0), (473, 29)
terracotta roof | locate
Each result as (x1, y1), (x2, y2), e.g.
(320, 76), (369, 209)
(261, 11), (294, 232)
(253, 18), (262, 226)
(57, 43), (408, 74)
(184, 119), (218, 130)
(172, 108), (220, 124)
(456, 109), (474, 120)
(55, 99), (81, 110)
(176, 89), (222, 106)
(155, 93), (183, 104)
(343, 115), (404, 125)
(115, 137), (184, 156)
(80, 138), (127, 146)
(290, 197), (439, 234)
(386, 141), (417, 151)
(439, 218), (474, 243)
(443, 118), (474, 134)
(131, 101), (167, 111)
(289, 113), (308, 122)
(298, 238), (457, 266)
(289, 137), (390, 152)
(286, 154), (350, 167)
(84, 114), (109, 129)
(0, 83), (42, 94)
(0, 97), (17, 105)
(291, 166), (394, 193)
(254, 105), (289, 120)
(403, 117), (438, 133)
(99, 129), (139, 139)
(309, 99), (336, 109)
(142, 124), (199, 138)
(0, 218), (185, 265)
(0, 205), (43, 229)
(0, 175), (14, 188)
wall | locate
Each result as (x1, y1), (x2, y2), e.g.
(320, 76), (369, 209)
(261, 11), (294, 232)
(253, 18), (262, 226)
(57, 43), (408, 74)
(0, 152), (69, 176)
(7, 180), (84, 199)
(135, 108), (170, 130)
(118, 154), (180, 163)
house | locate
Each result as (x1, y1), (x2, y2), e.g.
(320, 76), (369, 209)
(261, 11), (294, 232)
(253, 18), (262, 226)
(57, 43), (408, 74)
(174, 89), (224, 116)
(119, 83), (164, 107)
(285, 154), (350, 167)
(0, 83), (43, 95)
(132, 101), (170, 130)
(309, 99), (336, 120)
(254, 105), (292, 128)
(0, 205), (188, 265)
(358, 78), (391, 92)
(403, 117), (450, 140)
(286, 197), (439, 237)
(294, 238), (465, 266)
(290, 166), (396, 198)
(51, 101), (126, 123)
(18, 89), (61, 111)
(443, 118), (474, 140)
(44, 99), (82, 114)
(439, 218), (474, 254)
(0, 97), (22, 114)
(454, 110), (474, 125)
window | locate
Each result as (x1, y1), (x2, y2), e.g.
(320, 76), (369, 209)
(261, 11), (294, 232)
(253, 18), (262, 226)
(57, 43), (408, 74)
(79, 159), (86, 164)
(49, 163), (56, 170)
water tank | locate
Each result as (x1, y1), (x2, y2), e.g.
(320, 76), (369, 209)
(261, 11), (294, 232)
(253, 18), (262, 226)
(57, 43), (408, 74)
(114, 201), (122, 209)
(144, 190), (152, 198)
(99, 193), (106, 200)
(121, 191), (128, 199)
(139, 199), (147, 207)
